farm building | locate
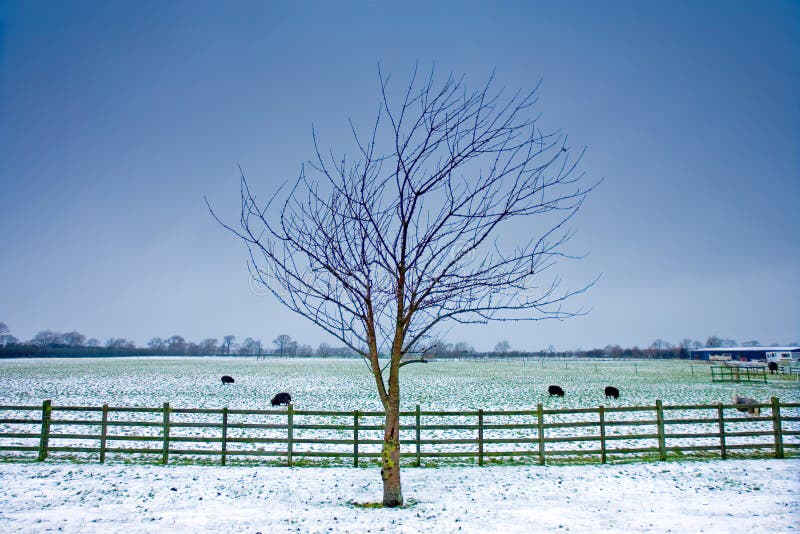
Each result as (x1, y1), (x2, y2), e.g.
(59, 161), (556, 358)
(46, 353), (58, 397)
(691, 346), (800, 362)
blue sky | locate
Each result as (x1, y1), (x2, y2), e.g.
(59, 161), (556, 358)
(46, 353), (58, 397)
(1, 0), (798, 350)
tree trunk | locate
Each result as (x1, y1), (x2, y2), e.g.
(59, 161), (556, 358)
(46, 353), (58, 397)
(381, 397), (402, 507)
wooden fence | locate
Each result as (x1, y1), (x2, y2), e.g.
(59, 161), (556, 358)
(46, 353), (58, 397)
(710, 365), (768, 383)
(0, 398), (797, 467)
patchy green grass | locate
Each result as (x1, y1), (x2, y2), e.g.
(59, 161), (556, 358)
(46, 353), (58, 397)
(1, 357), (797, 411)
(1, 357), (798, 469)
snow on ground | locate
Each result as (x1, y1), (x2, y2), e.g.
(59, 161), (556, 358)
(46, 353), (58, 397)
(0, 460), (797, 533)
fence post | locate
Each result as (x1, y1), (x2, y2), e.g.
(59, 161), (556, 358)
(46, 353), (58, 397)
(771, 397), (784, 459)
(655, 400), (666, 461)
(598, 405), (607, 464)
(221, 407), (228, 466)
(537, 403), (545, 466)
(353, 410), (359, 467)
(717, 402), (727, 460)
(415, 404), (421, 467)
(287, 404), (294, 467)
(99, 403), (109, 463)
(161, 402), (170, 465)
(478, 409), (484, 466)
(37, 399), (52, 462)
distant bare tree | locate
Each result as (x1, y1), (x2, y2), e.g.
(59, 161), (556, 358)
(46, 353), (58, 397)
(211, 66), (594, 506)
(106, 338), (135, 349)
(316, 342), (335, 357)
(650, 339), (672, 350)
(272, 334), (293, 357)
(30, 330), (61, 347)
(222, 335), (236, 355)
(199, 338), (219, 354)
(60, 331), (86, 348)
(741, 340), (761, 347)
(494, 340), (511, 354)
(86, 338), (101, 348)
(239, 337), (263, 355)
(148, 337), (166, 352)
(167, 335), (187, 353)
(316, 342), (353, 357)
(452, 341), (476, 356)
(0, 322), (14, 348)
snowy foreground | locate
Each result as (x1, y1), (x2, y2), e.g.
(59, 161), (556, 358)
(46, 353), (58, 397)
(0, 460), (797, 533)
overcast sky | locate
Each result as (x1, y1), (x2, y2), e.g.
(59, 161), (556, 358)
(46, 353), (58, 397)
(1, 0), (798, 351)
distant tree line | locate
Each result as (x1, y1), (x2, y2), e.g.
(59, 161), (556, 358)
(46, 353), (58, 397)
(435, 335), (798, 360)
(0, 321), (796, 359)
(0, 323), (355, 358)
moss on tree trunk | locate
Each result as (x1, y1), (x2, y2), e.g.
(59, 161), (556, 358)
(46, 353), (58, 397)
(381, 400), (403, 507)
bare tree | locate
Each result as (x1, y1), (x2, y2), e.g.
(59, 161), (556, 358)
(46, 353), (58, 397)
(106, 338), (135, 349)
(60, 331), (86, 348)
(239, 337), (263, 355)
(649, 339), (672, 351)
(199, 338), (219, 354)
(211, 67), (594, 506)
(167, 335), (187, 354)
(0, 322), (15, 347)
(222, 335), (236, 355)
(30, 330), (61, 347)
(452, 341), (476, 356)
(316, 342), (334, 357)
(494, 340), (511, 354)
(148, 337), (166, 352)
(272, 334), (293, 357)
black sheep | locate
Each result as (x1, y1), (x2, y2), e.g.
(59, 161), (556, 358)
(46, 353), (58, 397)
(221, 375), (235, 384)
(768, 362), (778, 374)
(733, 394), (760, 416)
(548, 385), (565, 397)
(604, 386), (620, 399)
(271, 392), (292, 406)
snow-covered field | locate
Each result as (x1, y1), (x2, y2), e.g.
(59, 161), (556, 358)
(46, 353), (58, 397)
(1, 357), (798, 465)
(0, 460), (797, 533)
(1, 358), (798, 532)
(3, 357), (796, 411)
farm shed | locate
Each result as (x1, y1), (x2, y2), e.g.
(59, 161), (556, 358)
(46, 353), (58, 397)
(691, 346), (800, 362)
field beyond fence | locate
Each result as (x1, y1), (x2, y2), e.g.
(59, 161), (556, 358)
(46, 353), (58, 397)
(1, 398), (797, 467)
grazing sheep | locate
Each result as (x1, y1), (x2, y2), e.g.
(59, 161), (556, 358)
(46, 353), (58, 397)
(221, 375), (235, 384)
(604, 386), (620, 399)
(768, 362), (778, 374)
(733, 394), (760, 416)
(271, 392), (292, 406)
(548, 385), (565, 397)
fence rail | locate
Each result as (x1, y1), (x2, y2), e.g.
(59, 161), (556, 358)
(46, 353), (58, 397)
(0, 398), (797, 467)
(710, 365), (768, 383)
